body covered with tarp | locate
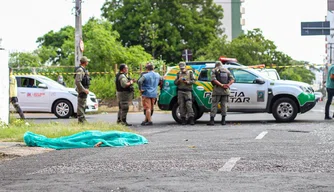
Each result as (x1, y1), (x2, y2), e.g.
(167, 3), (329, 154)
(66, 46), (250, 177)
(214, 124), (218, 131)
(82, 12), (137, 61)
(24, 131), (148, 150)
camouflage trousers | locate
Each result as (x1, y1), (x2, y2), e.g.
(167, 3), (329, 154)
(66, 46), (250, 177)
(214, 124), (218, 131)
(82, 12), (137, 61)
(177, 91), (194, 118)
(10, 97), (25, 119)
(210, 95), (228, 117)
(117, 91), (133, 121)
(77, 94), (87, 123)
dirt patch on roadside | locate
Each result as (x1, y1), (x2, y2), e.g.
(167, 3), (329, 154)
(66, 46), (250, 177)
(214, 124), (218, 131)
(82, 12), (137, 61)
(0, 152), (20, 161)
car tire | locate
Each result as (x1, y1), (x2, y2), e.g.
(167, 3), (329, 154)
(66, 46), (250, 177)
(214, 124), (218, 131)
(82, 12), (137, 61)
(53, 100), (73, 119)
(196, 111), (204, 120)
(71, 113), (78, 118)
(272, 97), (298, 122)
(172, 102), (198, 124)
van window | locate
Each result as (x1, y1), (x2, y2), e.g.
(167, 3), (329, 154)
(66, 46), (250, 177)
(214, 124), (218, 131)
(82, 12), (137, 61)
(198, 69), (212, 82)
(230, 69), (257, 84)
(17, 77), (42, 88)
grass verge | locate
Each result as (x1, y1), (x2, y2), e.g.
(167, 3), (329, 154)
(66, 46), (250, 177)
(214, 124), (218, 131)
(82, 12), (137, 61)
(0, 117), (133, 142)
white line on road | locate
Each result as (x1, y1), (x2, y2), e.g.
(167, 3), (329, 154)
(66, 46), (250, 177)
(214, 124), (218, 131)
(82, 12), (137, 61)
(255, 131), (268, 140)
(219, 157), (241, 172)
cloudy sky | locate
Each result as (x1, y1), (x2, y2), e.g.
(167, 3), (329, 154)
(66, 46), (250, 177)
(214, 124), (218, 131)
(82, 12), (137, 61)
(0, 0), (328, 64)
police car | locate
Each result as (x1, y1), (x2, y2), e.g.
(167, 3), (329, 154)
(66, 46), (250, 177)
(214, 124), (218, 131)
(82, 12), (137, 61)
(158, 62), (316, 123)
(11, 75), (98, 118)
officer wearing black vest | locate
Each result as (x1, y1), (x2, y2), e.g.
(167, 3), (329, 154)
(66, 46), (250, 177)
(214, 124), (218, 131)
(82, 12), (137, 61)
(116, 64), (135, 126)
(75, 56), (91, 124)
(207, 61), (234, 126)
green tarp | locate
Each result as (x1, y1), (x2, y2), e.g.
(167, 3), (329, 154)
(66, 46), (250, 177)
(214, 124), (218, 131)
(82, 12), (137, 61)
(23, 131), (148, 150)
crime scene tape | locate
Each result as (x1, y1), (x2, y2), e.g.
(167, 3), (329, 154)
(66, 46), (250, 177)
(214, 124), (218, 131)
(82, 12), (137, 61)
(13, 72), (113, 76)
(12, 64), (325, 76)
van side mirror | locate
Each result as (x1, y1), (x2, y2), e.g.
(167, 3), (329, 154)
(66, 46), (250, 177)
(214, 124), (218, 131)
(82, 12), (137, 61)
(254, 78), (265, 84)
(38, 84), (48, 89)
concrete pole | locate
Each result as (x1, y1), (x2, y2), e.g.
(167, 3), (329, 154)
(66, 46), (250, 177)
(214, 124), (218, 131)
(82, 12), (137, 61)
(75, 0), (83, 67)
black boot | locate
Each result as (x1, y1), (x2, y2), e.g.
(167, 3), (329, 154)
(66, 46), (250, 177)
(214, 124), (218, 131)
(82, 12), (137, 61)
(207, 116), (215, 126)
(221, 116), (226, 125)
(116, 117), (121, 124)
(121, 118), (132, 126)
(181, 117), (187, 125)
(189, 117), (195, 125)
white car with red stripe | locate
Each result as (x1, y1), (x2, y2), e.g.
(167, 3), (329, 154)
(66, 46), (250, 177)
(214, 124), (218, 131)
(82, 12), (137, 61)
(10, 75), (98, 118)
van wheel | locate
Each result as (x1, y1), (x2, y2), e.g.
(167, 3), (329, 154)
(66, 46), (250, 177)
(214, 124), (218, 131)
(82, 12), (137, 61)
(272, 98), (298, 122)
(53, 100), (73, 119)
(172, 103), (198, 124)
(196, 111), (204, 120)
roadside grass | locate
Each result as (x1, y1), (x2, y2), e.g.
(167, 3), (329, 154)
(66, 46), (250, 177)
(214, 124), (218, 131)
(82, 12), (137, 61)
(88, 105), (168, 114)
(0, 116), (132, 142)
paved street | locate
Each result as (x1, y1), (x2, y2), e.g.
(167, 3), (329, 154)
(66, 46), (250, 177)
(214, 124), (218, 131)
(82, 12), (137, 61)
(1, 102), (334, 191)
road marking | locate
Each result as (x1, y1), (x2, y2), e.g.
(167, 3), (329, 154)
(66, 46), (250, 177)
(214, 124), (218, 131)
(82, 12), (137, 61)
(219, 157), (241, 172)
(255, 131), (268, 140)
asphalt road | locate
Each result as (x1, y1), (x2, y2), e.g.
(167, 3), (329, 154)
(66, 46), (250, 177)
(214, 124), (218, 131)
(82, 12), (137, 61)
(1, 102), (334, 191)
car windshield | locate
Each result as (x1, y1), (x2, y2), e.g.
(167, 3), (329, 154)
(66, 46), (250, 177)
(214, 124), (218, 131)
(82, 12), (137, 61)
(38, 76), (69, 89)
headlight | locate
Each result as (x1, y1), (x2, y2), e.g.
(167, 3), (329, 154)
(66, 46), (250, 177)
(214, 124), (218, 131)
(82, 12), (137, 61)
(69, 91), (78, 97)
(299, 86), (312, 93)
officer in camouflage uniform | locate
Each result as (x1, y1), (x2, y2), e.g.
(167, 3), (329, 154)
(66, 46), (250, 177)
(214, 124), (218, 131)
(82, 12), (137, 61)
(9, 67), (25, 119)
(207, 61), (234, 126)
(116, 64), (135, 126)
(75, 56), (91, 124)
(174, 62), (196, 125)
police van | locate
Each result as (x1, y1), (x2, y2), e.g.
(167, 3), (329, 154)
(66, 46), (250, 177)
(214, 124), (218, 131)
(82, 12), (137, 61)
(158, 62), (316, 123)
(11, 75), (98, 118)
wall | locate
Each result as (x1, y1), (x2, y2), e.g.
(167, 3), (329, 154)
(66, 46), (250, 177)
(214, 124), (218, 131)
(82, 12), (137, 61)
(0, 48), (9, 124)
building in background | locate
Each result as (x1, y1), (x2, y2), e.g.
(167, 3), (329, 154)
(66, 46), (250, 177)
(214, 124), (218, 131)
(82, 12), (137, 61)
(214, 0), (245, 41)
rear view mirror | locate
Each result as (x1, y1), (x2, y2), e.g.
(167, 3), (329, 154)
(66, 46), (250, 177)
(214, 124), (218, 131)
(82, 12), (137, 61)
(254, 78), (265, 84)
(38, 84), (48, 89)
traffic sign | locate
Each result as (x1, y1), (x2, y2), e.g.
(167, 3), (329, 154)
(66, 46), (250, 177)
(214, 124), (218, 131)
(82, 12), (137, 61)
(301, 21), (331, 36)
(79, 40), (84, 52)
(182, 49), (192, 62)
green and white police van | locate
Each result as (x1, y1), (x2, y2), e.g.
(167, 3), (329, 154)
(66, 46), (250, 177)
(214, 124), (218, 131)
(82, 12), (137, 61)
(158, 62), (317, 123)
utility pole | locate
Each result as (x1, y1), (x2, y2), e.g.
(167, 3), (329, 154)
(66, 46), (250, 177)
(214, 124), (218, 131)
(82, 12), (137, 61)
(74, 0), (83, 67)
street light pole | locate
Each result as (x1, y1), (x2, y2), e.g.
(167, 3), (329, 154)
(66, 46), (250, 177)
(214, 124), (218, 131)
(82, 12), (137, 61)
(74, 0), (83, 67)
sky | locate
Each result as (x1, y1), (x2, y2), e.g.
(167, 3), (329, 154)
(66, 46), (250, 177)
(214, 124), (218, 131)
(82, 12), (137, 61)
(0, 0), (329, 64)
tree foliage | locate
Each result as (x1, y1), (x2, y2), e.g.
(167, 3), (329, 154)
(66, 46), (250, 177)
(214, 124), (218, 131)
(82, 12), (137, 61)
(197, 29), (315, 84)
(8, 51), (41, 68)
(197, 29), (292, 66)
(34, 18), (152, 71)
(101, 0), (224, 63)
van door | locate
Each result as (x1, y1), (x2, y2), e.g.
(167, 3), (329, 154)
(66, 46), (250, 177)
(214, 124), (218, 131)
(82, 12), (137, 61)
(228, 68), (267, 111)
(17, 77), (50, 112)
(195, 68), (214, 111)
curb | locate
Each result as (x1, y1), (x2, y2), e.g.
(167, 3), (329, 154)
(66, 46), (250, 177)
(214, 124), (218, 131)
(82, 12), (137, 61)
(0, 142), (54, 161)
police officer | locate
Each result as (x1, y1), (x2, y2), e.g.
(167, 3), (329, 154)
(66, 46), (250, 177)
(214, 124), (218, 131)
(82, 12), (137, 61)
(75, 56), (91, 124)
(9, 67), (25, 119)
(116, 64), (135, 126)
(207, 61), (234, 126)
(174, 62), (196, 125)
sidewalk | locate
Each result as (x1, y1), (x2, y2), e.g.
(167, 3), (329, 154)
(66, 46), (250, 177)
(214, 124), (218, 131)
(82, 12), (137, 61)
(0, 142), (54, 161)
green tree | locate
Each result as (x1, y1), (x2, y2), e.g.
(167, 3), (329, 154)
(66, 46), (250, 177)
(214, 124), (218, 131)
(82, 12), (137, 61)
(280, 60), (315, 84)
(36, 26), (75, 65)
(8, 51), (41, 68)
(198, 29), (292, 66)
(101, 0), (224, 63)
(35, 18), (152, 71)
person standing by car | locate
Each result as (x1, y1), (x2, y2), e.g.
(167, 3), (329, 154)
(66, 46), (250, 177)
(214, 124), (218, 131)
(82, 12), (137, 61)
(9, 67), (25, 119)
(57, 75), (66, 87)
(75, 56), (90, 124)
(325, 64), (334, 120)
(207, 61), (234, 126)
(116, 64), (135, 126)
(174, 62), (196, 125)
(138, 63), (161, 126)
